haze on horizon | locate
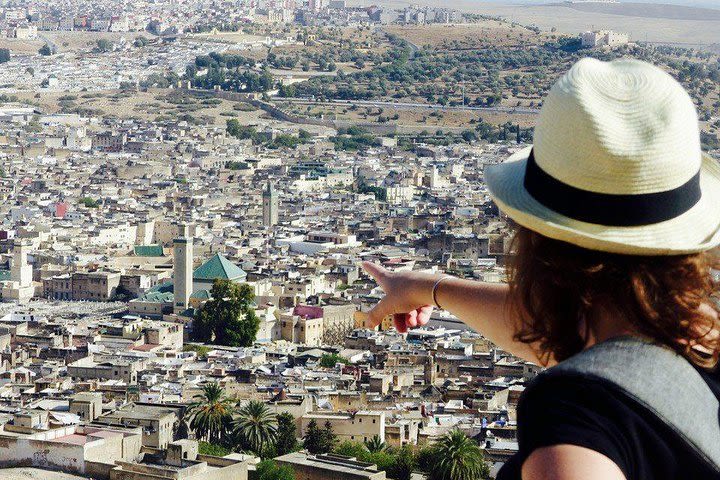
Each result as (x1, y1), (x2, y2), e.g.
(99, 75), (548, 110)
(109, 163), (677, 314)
(459, 0), (720, 10)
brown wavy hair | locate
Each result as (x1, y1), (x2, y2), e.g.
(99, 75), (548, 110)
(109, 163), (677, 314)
(507, 226), (720, 369)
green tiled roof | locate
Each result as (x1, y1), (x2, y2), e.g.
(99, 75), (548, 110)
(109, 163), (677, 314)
(190, 289), (211, 300)
(134, 245), (164, 257)
(147, 281), (174, 294)
(138, 291), (174, 303)
(193, 254), (247, 282)
(0, 270), (10, 282)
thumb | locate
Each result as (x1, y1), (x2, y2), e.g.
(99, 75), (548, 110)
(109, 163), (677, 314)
(362, 261), (388, 286)
(366, 297), (391, 329)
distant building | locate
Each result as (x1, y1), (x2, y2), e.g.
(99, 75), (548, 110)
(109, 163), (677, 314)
(581, 30), (629, 48)
(109, 15), (129, 32)
(262, 181), (279, 227)
(1, 239), (36, 302)
(173, 229), (192, 315)
(10, 25), (38, 40)
(110, 440), (256, 480)
(300, 411), (386, 444)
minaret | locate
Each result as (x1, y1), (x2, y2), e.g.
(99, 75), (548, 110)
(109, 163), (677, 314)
(173, 225), (193, 314)
(11, 239), (32, 288)
(262, 181), (279, 227)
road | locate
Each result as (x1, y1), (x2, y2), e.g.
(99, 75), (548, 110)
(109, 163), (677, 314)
(38, 32), (59, 53)
(273, 97), (540, 115)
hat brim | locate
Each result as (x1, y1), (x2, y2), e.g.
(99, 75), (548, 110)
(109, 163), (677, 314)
(485, 146), (720, 255)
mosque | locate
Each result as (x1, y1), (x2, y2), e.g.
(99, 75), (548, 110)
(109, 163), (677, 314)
(128, 230), (247, 319)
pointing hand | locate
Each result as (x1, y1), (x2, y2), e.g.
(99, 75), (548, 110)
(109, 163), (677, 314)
(362, 261), (438, 334)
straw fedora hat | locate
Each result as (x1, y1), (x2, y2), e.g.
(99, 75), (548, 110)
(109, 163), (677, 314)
(486, 57), (720, 255)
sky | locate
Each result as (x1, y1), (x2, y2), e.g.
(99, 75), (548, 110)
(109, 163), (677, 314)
(505, 0), (720, 8)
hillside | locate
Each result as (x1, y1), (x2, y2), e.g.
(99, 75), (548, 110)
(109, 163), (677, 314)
(560, 2), (720, 21)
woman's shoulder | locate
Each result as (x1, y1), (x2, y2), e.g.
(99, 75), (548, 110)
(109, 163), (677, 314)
(518, 372), (638, 437)
(520, 369), (630, 411)
(516, 373), (655, 479)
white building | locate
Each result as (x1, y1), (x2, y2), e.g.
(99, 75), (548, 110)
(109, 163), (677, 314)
(1, 239), (37, 302)
(581, 30), (629, 48)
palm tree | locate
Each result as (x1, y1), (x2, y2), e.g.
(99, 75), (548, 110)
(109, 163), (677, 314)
(187, 383), (235, 444)
(232, 400), (278, 456)
(428, 430), (490, 480)
(364, 435), (386, 453)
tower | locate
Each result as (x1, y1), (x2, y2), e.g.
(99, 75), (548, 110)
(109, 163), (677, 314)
(11, 239), (32, 288)
(262, 182), (279, 227)
(2, 238), (35, 302)
(173, 225), (193, 315)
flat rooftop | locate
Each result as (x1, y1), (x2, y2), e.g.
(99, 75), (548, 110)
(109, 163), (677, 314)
(276, 452), (381, 477)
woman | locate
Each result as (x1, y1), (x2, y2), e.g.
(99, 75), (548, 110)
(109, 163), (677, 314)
(362, 58), (720, 480)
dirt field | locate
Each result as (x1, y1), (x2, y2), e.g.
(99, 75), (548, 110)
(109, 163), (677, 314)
(279, 102), (538, 129)
(45, 31), (152, 52)
(6, 88), (335, 136)
(0, 32), (155, 56)
(186, 31), (268, 44)
(0, 468), (89, 480)
(0, 38), (45, 54)
(384, 21), (550, 48)
(10, 89), (270, 127)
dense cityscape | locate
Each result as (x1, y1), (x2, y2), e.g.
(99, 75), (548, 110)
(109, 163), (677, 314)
(0, 0), (714, 479)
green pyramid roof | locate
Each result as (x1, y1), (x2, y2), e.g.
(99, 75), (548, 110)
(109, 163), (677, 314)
(147, 281), (174, 294)
(138, 291), (174, 303)
(190, 289), (211, 300)
(134, 245), (164, 257)
(193, 253), (247, 281)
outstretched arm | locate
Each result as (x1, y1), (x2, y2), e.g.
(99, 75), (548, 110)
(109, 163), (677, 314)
(362, 262), (550, 366)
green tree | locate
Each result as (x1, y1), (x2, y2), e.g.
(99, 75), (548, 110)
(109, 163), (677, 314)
(333, 441), (414, 479)
(274, 412), (299, 456)
(319, 420), (337, 453)
(319, 353), (349, 368)
(192, 279), (260, 347)
(226, 118), (257, 142)
(334, 440), (368, 458)
(187, 383), (235, 444)
(232, 400), (277, 456)
(256, 460), (295, 480)
(364, 450), (396, 474)
(95, 39), (113, 53)
(364, 435), (385, 453)
(427, 430), (490, 480)
(183, 344), (211, 359)
(198, 441), (230, 457)
(39, 44), (53, 56)
(79, 197), (100, 208)
(461, 130), (477, 143)
(303, 419), (323, 454)
(387, 445), (416, 480)
(415, 445), (436, 473)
